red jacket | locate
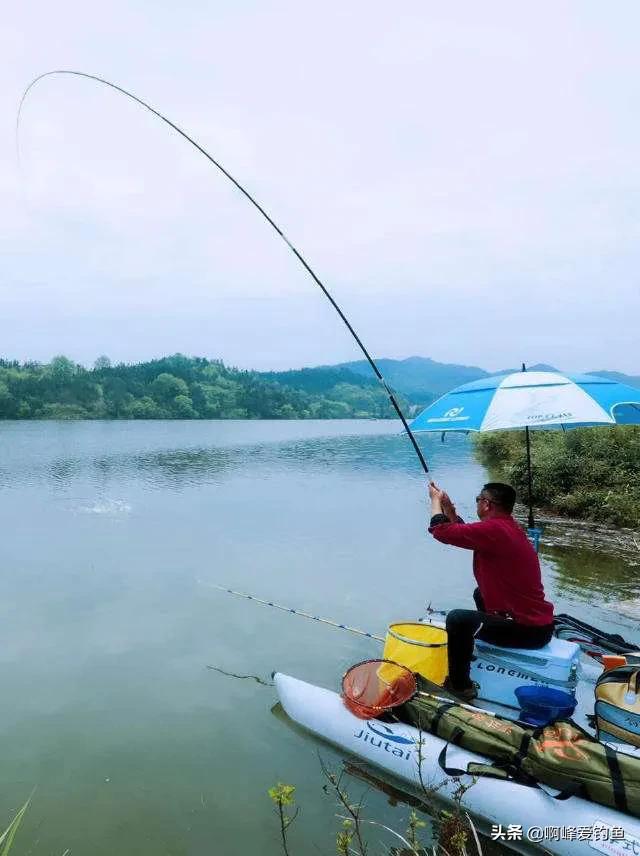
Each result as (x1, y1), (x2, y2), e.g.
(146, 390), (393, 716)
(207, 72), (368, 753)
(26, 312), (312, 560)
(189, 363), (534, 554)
(429, 514), (554, 626)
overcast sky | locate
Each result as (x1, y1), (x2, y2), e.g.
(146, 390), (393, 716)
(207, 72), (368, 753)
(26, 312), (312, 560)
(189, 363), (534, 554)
(2, 2), (639, 372)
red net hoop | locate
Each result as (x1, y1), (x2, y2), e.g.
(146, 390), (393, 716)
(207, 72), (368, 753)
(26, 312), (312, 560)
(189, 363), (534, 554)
(341, 659), (417, 719)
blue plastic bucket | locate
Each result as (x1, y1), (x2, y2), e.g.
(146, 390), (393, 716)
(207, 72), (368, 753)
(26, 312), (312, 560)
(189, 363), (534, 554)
(515, 685), (577, 726)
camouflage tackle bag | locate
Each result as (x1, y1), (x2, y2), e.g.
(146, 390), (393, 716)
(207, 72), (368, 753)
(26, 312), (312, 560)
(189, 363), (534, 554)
(396, 678), (640, 817)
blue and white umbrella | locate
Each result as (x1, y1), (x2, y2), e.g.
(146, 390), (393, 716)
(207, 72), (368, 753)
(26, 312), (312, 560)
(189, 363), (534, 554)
(409, 369), (640, 539)
(410, 370), (640, 434)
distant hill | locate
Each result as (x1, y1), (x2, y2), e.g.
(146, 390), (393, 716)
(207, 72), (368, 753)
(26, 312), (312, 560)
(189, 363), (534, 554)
(259, 366), (378, 395)
(325, 356), (489, 402)
(264, 357), (640, 406)
(589, 370), (640, 389)
(2, 353), (637, 421)
(497, 363), (559, 375)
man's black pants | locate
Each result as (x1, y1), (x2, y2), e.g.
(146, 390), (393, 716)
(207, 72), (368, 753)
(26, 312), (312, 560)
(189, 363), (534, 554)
(446, 589), (554, 689)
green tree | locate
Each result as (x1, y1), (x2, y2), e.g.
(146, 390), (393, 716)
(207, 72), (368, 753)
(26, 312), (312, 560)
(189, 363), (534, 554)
(151, 373), (190, 407)
(104, 377), (133, 417)
(173, 394), (197, 418)
(49, 355), (78, 382)
(276, 403), (298, 419)
(94, 355), (112, 371)
(129, 397), (165, 419)
(41, 403), (89, 419)
(0, 379), (17, 418)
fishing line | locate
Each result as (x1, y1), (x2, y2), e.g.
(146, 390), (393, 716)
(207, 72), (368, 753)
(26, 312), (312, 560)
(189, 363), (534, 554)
(17, 69), (429, 474)
(206, 664), (274, 687)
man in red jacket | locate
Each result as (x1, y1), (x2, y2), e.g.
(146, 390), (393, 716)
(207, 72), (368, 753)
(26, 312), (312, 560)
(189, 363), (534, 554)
(428, 481), (554, 701)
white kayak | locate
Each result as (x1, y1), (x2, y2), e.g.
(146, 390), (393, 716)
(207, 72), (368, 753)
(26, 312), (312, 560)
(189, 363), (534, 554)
(275, 672), (640, 856)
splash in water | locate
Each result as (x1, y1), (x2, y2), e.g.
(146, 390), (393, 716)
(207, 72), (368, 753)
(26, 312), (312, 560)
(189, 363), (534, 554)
(77, 498), (132, 516)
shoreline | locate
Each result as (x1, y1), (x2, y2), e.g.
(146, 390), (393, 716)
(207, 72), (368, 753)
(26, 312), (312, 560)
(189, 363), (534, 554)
(514, 506), (639, 564)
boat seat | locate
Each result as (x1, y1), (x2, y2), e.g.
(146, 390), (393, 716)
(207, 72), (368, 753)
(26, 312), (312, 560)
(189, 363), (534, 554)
(471, 636), (581, 708)
(474, 635), (580, 663)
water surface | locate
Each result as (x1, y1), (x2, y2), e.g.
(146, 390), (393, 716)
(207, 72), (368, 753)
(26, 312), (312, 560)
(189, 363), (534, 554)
(0, 420), (635, 853)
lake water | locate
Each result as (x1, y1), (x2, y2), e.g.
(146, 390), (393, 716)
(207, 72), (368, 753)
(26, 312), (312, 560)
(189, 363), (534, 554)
(1, 420), (637, 854)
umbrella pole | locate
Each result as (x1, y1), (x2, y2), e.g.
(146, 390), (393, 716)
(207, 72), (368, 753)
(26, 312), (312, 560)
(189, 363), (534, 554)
(525, 426), (535, 529)
(520, 362), (536, 531)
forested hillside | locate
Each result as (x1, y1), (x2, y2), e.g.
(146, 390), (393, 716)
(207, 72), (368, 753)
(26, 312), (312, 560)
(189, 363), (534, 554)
(0, 355), (406, 420)
(2, 354), (638, 422)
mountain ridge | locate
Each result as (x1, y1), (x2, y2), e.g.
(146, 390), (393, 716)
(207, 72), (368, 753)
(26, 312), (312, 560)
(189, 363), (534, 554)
(264, 356), (640, 403)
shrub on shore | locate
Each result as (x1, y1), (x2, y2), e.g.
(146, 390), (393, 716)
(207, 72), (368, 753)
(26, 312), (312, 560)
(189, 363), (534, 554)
(473, 425), (640, 529)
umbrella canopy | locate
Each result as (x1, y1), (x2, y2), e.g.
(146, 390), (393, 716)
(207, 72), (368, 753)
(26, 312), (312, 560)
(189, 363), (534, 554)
(409, 370), (640, 540)
(410, 371), (640, 434)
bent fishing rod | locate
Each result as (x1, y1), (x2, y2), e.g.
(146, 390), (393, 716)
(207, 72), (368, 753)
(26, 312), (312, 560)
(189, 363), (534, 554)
(17, 70), (429, 475)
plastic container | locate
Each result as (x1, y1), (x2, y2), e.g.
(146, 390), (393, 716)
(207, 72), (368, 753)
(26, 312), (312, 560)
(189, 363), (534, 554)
(383, 622), (448, 684)
(602, 655), (627, 671)
(527, 527), (543, 553)
(515, 685), (577, 726)
(470, 636), (580, 709)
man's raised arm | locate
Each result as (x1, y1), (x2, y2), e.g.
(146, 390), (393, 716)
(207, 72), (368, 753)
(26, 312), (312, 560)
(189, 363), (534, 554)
(428, 482), (498, 551)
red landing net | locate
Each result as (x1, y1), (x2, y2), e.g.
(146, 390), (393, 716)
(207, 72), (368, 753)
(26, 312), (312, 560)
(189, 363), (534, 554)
(341, 659), (417, 720)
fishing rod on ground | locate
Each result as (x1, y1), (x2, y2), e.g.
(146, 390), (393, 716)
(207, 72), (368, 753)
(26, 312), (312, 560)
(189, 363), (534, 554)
(17, 70), (430, 476)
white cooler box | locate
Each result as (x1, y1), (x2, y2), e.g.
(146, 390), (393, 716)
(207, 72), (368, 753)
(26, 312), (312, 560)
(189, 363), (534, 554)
(470, 636), (581, 708)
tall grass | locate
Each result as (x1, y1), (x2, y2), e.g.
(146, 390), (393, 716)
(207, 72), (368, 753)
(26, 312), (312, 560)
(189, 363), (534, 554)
(268, 769), (483, 856)
(0, 796), (31, 856)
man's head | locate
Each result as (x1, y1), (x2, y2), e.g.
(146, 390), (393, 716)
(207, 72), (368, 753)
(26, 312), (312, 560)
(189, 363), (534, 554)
(475, 482), (516, 519)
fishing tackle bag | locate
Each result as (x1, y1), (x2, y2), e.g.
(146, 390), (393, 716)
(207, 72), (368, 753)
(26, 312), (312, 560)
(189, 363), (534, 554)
(397, 679), (640, 817)
(596, 665), (640, 747)
(554, 613), (640, 659)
